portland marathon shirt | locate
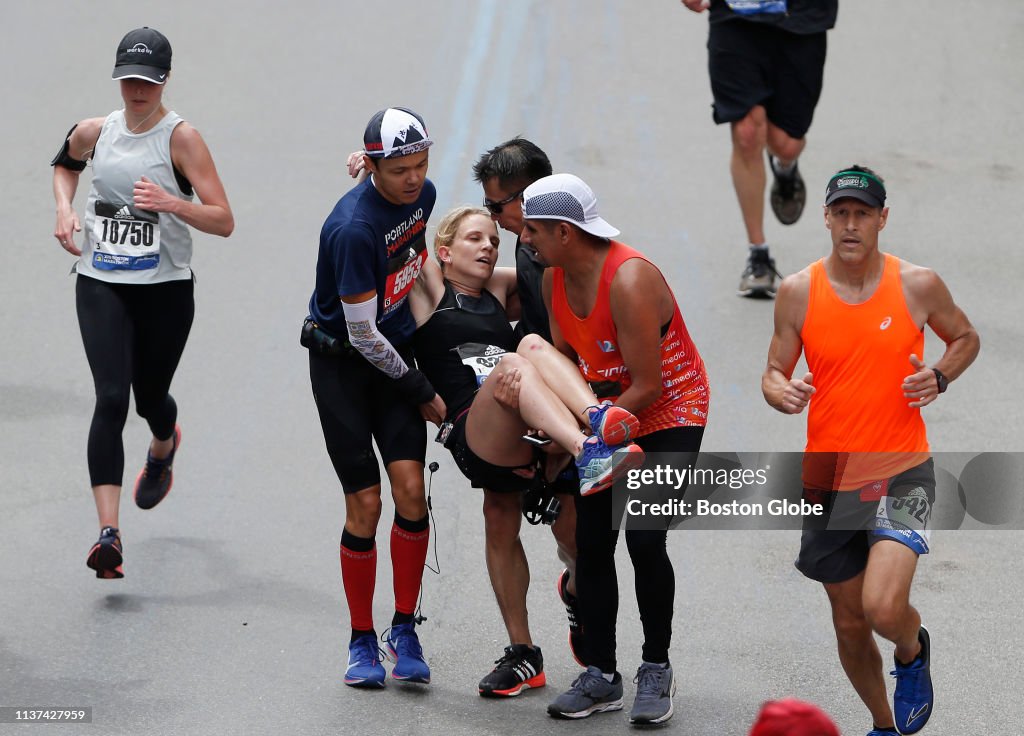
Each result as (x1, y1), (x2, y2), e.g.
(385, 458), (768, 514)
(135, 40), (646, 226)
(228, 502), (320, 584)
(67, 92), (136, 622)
(309, 176), (436, 346)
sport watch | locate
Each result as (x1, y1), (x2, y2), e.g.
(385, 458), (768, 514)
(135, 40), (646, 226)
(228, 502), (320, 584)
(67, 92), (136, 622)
(932, 368), (949, 394)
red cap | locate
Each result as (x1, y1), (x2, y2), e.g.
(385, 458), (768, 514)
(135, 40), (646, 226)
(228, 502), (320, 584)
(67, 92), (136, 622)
(748, 698), (840, 736)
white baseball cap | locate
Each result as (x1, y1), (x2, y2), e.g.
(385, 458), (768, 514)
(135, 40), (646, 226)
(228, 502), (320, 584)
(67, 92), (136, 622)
(522, 173), (620, 238)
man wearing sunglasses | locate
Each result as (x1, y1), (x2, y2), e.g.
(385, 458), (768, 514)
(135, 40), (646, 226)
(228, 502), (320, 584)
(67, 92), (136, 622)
(465, 138), (591, 696)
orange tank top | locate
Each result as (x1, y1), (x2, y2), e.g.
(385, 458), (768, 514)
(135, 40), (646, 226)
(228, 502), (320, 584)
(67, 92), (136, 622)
(801, 254), (929, 490)
(551, 241), (709, 436)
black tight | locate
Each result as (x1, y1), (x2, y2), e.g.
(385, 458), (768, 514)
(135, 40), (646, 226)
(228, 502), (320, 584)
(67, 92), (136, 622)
(574, 426), (704, 673)
(75, 274), (194, 486)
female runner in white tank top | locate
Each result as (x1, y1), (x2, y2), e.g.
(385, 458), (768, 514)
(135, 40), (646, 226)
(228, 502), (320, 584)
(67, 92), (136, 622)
(51, 27), (233, 579)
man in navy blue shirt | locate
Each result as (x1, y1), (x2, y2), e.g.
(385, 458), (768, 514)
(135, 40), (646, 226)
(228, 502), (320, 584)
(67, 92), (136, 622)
(304, 107), (444, 689)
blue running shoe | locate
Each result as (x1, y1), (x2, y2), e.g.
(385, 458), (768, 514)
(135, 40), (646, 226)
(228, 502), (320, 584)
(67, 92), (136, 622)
(385, 623), (430, 683)
(890, 626), (932, 734)
(576, 436), (645, 496)
(866, 729), (899, 736)
(586, 401), (639, 446)
(345, 634), (386, 688)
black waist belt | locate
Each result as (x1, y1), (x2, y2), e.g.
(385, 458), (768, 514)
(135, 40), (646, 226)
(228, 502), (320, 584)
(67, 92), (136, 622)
(300, 318), (356, 357)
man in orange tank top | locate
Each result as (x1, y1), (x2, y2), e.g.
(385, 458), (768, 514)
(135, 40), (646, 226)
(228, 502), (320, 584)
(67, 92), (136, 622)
(521, 174), (710, 725)
(762, 165), (980, 736)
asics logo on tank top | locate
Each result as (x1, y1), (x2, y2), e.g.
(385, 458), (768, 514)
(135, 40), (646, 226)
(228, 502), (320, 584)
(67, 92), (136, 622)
(880, 316), (892, 330)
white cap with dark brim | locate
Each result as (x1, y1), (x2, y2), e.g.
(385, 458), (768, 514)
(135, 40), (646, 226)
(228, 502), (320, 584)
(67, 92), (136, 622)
(522, 173), (620, 238)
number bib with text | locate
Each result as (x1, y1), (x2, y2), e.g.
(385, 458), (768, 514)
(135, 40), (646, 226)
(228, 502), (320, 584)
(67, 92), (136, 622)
(382, 247), (427, 316)
(454, 343), (508, 387)
(92, 201), (160, 271)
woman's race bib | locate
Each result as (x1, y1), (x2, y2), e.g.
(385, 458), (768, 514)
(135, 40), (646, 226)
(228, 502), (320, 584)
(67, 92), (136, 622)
(91, 201), (160, 271)
(725, 0), (786, 15)
(454, 343), (508, 387)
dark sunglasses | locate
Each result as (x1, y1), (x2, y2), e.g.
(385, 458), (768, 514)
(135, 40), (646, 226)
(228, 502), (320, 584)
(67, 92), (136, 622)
(483, 188), (525, 215)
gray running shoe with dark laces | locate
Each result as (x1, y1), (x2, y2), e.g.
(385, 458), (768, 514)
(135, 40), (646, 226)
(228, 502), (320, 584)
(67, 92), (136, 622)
(547, 666), (623, 719)
(629, 662), (676, 724)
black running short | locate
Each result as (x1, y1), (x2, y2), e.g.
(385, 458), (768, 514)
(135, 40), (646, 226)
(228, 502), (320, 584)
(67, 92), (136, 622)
(446, 412), (533, 494)
(707, 20), (827, 139)
(308, 346), (426, 494)
(795, 459), (936, 584)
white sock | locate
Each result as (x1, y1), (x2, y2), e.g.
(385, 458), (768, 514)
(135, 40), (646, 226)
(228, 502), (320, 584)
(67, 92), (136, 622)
(772, 157), (797, 175)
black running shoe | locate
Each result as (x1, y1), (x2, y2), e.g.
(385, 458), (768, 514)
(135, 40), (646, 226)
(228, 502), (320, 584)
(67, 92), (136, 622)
(134, 425), (181, 510)
(479, 644), (546, 697)
(86, 526), (123, 579)
(738, 248), (782, 299)
(769, 155), (806, 225)
(557, 569), (586, 665)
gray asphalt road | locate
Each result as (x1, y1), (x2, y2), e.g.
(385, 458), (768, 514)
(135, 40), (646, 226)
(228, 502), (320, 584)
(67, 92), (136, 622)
(2, 2), (1022, 735)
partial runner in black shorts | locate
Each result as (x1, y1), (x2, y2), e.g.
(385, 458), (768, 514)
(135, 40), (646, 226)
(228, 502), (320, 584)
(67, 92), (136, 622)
(308, 344), (427, 495)
(708, 20), (827, 139)
(796, 458), (936, 584)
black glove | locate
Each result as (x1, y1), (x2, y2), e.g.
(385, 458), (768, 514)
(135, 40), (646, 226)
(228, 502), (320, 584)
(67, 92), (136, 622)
(393, 367), (436, 405)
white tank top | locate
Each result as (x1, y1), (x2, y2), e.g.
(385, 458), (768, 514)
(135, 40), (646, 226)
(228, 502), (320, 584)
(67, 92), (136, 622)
(79, 110), (194, 283)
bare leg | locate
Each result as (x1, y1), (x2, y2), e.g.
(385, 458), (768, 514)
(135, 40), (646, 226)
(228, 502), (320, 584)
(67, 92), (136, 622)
(483, 490), (532, 645)
(466, 353), (585, 466)
(344, 484), (384, 538)
(386, 459), (428, 522)
(765, 122), (807, 171)
(824, 572), (896, 729)
(93, 484), (120, 529)
(862, 540), (923, 663)
(516, 334), (601, 427)
(729, 105), (769, 246)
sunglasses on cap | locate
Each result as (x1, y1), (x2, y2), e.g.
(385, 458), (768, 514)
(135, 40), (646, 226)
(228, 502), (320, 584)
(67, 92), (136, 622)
(483, 188), (525, 215)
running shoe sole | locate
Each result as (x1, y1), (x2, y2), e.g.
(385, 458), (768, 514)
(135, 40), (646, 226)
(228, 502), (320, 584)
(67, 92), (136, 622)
(479, 671), (546, 698)
(592, 405), (640, 447)
(548, 699), (624, 719)
(86, 538), (123, 579)
(134, 424), (182, 510)
(580, 444), (645, 496)
(343, 675), (386, 689)
(385, 645), (431, 684)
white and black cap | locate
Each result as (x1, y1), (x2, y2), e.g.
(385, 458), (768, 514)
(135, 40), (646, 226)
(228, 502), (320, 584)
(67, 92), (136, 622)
(112, 27), (172, 84)
(363, 107), (433, 159)
(522, 173), (620, 238)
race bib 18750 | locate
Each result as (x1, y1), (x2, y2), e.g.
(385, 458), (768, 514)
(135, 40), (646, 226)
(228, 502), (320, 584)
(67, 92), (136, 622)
(91, 201), (160, 271)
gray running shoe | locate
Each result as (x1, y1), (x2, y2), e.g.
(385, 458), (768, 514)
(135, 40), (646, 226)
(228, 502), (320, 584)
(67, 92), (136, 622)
(547, 666), (623, 719)
(738, 248), (781, 298)
(629, 662), (676, 725)
(769, 155), (806, 225)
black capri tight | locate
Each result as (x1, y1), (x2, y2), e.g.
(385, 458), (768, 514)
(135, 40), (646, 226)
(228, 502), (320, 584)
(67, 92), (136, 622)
(75, 274), (194, 486)
(574, 425), (704, 674)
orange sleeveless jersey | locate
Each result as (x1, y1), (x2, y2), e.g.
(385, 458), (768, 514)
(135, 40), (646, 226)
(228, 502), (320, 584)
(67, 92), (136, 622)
(801, 254), (929, 490)
(551, 241), (709, 436)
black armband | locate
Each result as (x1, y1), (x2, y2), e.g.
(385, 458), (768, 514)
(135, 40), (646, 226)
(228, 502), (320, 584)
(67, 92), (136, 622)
(51, 124), (87, 171)
(393, 367), (436, 405)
